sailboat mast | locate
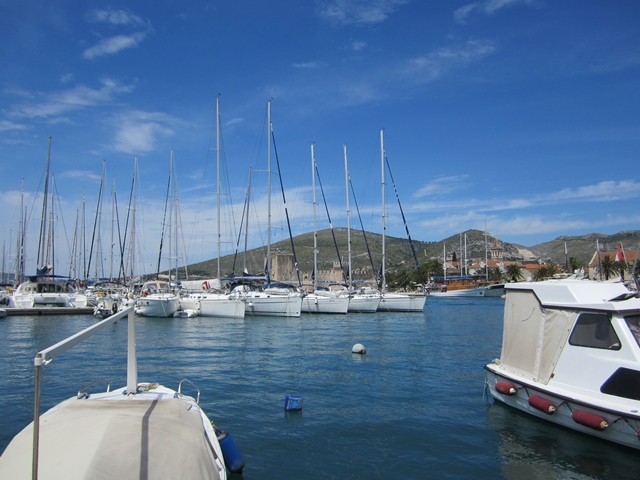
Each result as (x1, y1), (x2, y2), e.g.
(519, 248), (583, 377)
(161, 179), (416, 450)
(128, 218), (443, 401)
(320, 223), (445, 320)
(37, 137), (52, 271)
(216, 96), (221, 280)
(344, 145), (352, 290)
(380, 129), (386, 293)
(243, 168), (252, 275)
(266, 100), (272, 285)
(311, 143), (318, 291)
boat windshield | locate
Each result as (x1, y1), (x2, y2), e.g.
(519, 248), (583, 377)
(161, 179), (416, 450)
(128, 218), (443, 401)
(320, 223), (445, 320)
(625, 315), (640, 347)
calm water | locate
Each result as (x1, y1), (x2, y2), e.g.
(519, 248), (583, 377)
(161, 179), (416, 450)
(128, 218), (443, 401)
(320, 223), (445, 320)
(1, 298), (639, 479)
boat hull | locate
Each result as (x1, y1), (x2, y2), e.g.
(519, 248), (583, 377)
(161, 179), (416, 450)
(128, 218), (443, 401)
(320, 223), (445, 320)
(377, 293), (426, 312)
(485, 366), (640, 450)
(136, 295), (180, 317)
(347, 294), (381, 313)
(301, 294), (349, 314)
(243, 293), (302, 317)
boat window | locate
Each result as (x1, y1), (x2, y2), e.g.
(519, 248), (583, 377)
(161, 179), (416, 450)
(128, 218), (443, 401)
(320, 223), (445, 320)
(601, 367), (640, 400)
(569, 313), (621, 350)
(625, 315), (640, 347)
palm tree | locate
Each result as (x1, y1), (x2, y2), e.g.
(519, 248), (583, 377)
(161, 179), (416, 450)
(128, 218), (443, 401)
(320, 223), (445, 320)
(505, 264), (524, 283)
(599, 255), (616, 280)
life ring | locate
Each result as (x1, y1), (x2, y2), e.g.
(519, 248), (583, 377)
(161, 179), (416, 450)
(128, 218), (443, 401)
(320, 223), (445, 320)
(202, 281), (210, 290)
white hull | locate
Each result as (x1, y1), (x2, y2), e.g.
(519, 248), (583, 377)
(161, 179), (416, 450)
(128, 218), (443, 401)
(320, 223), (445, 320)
(243, 292), (302, 317)
(136, 295), (180, 317)
(181, 294), (245, 319)
(377, 293), (426, 312)
(347, 294), (381, 313)
(430, 285), (505, 298)
(301, 293), (349, 314)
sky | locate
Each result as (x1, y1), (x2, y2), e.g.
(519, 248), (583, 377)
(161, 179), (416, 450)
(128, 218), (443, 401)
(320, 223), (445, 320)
(1, 0), (640, 279)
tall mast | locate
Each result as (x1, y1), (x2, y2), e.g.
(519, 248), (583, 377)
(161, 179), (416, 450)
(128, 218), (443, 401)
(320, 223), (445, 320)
(380, 129), (386, 293)
(311, 143), (318, 291)
(243, 168), (252, 275)
(15, 180), (25, 285)
(37, 137), (52, 272)
(216, 96), (221, 280)
(344, 144), (352, 290)
(266, 100), (272, 285)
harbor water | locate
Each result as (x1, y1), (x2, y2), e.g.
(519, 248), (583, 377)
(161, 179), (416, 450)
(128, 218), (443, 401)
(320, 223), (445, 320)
(1, 298), (639, 479)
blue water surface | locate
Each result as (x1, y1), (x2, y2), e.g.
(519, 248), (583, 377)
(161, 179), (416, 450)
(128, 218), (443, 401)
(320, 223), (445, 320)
(1, 298), (639, 479)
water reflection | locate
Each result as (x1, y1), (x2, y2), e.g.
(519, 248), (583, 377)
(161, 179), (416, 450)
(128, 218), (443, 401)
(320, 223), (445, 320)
(487, 402), (640, 480)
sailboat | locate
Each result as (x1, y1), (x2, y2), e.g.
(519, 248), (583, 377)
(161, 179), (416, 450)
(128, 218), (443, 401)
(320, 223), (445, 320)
(343, 144), (381, 313)
(135, 152), (180, 317)
(377, 130), (426, 312)
(10, 137), (88, 309)
(180, 97), (245, 319)
(0, 305), (243, 478)
(301, 144), (350, 314)
(231, 100), (303, 317)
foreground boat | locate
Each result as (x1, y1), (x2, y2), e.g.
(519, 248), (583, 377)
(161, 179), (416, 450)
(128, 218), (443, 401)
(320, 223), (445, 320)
(0, 305), (243, 478)
(485, 280), (640, 450)
(135, 280), (180, 317)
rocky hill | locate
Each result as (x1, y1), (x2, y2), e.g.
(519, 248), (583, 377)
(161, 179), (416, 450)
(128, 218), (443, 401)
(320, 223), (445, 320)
(180, 229), (640, 279)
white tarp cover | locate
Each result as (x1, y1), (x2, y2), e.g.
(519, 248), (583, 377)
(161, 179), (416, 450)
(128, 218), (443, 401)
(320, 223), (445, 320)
(0, 395), (222, 480)
(500, 289), (576, 384)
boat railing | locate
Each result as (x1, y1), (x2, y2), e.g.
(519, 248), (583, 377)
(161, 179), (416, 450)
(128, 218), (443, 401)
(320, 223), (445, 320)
(31, 305), (136, 480)
(77, 378), (111, 398)
(177, 378), (201, 405)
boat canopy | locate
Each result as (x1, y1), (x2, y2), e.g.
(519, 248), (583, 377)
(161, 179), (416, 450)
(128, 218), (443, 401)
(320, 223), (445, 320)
(500, 281), (640, 385)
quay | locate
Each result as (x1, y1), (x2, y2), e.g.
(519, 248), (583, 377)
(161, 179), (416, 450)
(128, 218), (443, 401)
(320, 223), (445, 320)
(1, 307), (94, 316)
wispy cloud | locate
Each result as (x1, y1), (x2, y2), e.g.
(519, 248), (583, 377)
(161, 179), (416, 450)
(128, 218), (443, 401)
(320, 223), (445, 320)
(8, 78), (135, 121)
(293, 61), (326, 69)
(404, 39), (496, 82)
(351, 40), (367, 51)
(83, 32), (149, 60)
(83, 7), (152, 59)
(111, 110), (178, 154)
(454, 0), (534, 25)
(413, 175), (469, 198)
(317, 0), (409, 26)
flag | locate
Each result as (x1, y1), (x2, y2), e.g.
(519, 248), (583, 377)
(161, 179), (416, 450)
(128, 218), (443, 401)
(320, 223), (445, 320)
(616, 243), (624, 262)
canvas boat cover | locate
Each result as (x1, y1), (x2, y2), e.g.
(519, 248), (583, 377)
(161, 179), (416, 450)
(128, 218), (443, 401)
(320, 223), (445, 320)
(0, 390), (224, 480)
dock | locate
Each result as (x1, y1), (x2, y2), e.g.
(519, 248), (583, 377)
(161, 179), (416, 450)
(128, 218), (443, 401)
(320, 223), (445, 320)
(1, 307), (95, 316)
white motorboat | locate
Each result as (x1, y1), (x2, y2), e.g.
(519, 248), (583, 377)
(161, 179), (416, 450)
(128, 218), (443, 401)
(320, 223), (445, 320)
(485, 280), (640, 450)
(135, 280), (180, 317)
(9, 276), (88, 309)
(0, 306), (244, 478)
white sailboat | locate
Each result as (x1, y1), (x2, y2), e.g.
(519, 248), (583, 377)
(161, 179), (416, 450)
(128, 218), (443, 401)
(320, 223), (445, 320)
(136, 153), (180, 317)
(301, 144), (350, 314)
(377, 130), (426, 313)
(0, 305), (243, 478)
(181, 97), (246, 319)
(234, 100), (302, 317)
(343, 144), (381, 313)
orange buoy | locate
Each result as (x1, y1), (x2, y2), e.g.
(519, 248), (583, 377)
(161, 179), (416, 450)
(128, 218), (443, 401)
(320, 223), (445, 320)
(572, 410), (608, 430)
(495, 381), (517, 395)
(528, 395), (556, 414)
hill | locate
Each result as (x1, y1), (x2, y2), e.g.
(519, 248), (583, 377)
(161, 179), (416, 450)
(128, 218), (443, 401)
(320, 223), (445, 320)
(180, 229), (640, 280)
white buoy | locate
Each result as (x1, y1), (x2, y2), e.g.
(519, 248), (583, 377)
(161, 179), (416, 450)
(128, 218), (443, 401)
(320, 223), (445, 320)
(352, 343), (366, 354)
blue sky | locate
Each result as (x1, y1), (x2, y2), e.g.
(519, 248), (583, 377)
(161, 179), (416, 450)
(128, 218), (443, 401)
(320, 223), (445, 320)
(2, 0), (640, 278)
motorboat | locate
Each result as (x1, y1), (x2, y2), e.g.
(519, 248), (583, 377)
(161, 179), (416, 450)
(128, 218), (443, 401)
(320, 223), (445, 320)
(9, 276), (89, 309)
(0, 305), (244, 478)
(135, 280), (180, 317)
(428, 276), (505, 298)
(485, 280), (640, 450)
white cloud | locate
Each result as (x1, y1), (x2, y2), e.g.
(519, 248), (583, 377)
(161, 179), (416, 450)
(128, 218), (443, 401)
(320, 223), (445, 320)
(317, 0), (409, 26)
(351, 40), (367, 51)
(83, 32), (148, 60)
(112, 111), (177, 154)
(293, 61), (326, 69)
(9, 78), (135, 120)
(454, 0), (534, 25)
(413, 175), (469, 198)
(87, 7), (147, 27)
